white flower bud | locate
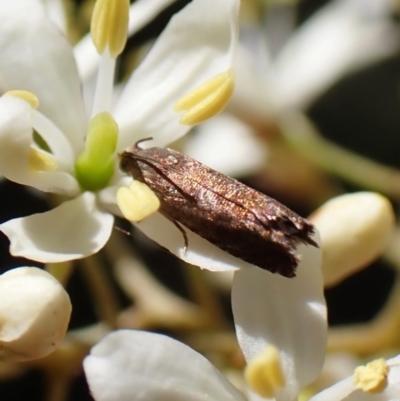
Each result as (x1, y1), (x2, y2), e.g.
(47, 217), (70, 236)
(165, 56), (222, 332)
(309, 192), (395, 287)
(0, 267), (71, 362)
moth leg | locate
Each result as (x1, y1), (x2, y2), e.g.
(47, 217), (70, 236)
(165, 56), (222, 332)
(172, 220), (189, 255)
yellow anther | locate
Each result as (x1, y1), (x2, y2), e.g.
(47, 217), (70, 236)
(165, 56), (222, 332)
(29, 148), (58, 171)
(6, 90), (39, 109)
(353, 358), (389, 393)
(116, 181), (160, 222)
(174, 69), (235, 126)
(91, 0), (129, 57)
(244, 345), (285, 398)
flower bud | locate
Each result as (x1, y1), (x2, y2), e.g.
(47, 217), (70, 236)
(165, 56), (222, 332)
(0, 267), (71, 362)
(309, 192), (395, 287)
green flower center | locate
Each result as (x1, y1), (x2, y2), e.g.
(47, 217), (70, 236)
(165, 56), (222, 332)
(75, 112), (118, 191)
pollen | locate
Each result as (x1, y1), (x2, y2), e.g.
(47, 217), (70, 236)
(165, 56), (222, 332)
(6, 90), (39, 109)
(29, 148), (58, 171)
(91, 0), (129, 57)
(353, 358), (389, 393)
(174, 69), (235, 126)
(116, 181), (160, 222)
(244, 345), (285, 398)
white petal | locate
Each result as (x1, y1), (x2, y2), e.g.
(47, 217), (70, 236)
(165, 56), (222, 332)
(0, 0), (86, 152)
(0, 96), (79, 195)
(315, 352), (361, 393)
(74, 0), (177, 81)
(232, 237), (326, 400)
(271, 0), (399, 110)
(43, 0), (68, 33)
(98, 175), (132, 217)
(84, 330), (246, 401)
(229, 39), (275, 121)
(0, 192), (114, 263)
(309, 377), (355, 401)
(382, 356), (400, 401)
(136, 212), (252, 272)
(127, 0), (177, 35)
(114, 0), (239, 151)
(185, 114), (266, 177)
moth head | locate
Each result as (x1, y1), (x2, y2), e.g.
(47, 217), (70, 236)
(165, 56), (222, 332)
(119, 150), (144, 181)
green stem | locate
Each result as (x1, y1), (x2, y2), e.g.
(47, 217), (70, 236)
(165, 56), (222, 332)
(281, 113), (400, 200)
(80, 254), (120, 329)
(45, 261), (75, 287)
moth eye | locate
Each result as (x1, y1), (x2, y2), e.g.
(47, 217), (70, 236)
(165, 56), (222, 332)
(166, 155), (178, 165)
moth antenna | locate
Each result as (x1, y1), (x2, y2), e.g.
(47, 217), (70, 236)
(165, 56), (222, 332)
(171, 219), (189, 255)
(134, 137), (154, 149)
(114, 226), (131, 236)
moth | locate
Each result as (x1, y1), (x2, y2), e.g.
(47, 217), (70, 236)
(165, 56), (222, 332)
(120, 138), (317, 277)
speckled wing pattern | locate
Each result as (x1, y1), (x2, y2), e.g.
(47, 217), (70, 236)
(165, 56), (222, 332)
(120, 146), (317, 277)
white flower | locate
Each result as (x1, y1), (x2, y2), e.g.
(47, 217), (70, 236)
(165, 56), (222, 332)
(84, 330), (400, 401)
(0, 266), (71, 362)
(186, 0), (400, 175)
(0, 0), (239, 267)
(84, 331), (400, 400)
(309, 192), (395, 287)
(83, 312), (400, 401)
(84, 237), (327, 401)
(234, 0), (399, 117)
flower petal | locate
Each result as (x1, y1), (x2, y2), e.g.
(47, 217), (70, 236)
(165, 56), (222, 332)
(185, 114), (266, 177)
(0, 192), (114, 263)
(232, 236), (327, 400)
(98, 175), (132, 217)
(43, 0), (68, 33)
(135, 211), (250, 272)
(84, 330), (246, 401)
(0, 95), (79, 196)
(114, 0), (239, 151)
(0, 0), (86, 152)
(271, 0), (399, 110)
(229, 43), (275, 121)
(308, 377), (355, 401)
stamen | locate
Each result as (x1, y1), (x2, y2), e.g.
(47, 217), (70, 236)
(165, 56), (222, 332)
(75, 112), (118, 191)
(353, 358), (389, 393)
(91, 51), (116, 117)
(244, 345), (285, 398)
(5, 90), (74, 169)
(91, 0), (129, 57)
(174, 69), (235, 125)
(29, 148), (58, 171)
(116, 181), (160, 222)
(6, 90), (39, 109)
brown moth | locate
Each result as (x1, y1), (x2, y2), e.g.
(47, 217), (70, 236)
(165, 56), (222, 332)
(120, 138), (317, 277)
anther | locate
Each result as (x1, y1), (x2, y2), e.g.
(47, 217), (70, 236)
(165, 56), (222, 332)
(244, 345), (285, 398)
(29, 148), (58, 171)
(174, 69), (235, 125)
(116, 181), (161, 222)
(91, 0), (129, 57)
(353, 358), (389, 393)
(6, 90), (39, 109)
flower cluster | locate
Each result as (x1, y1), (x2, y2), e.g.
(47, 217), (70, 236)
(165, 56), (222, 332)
(0, 0), (239, 272)
(0, 1), (400, 401)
